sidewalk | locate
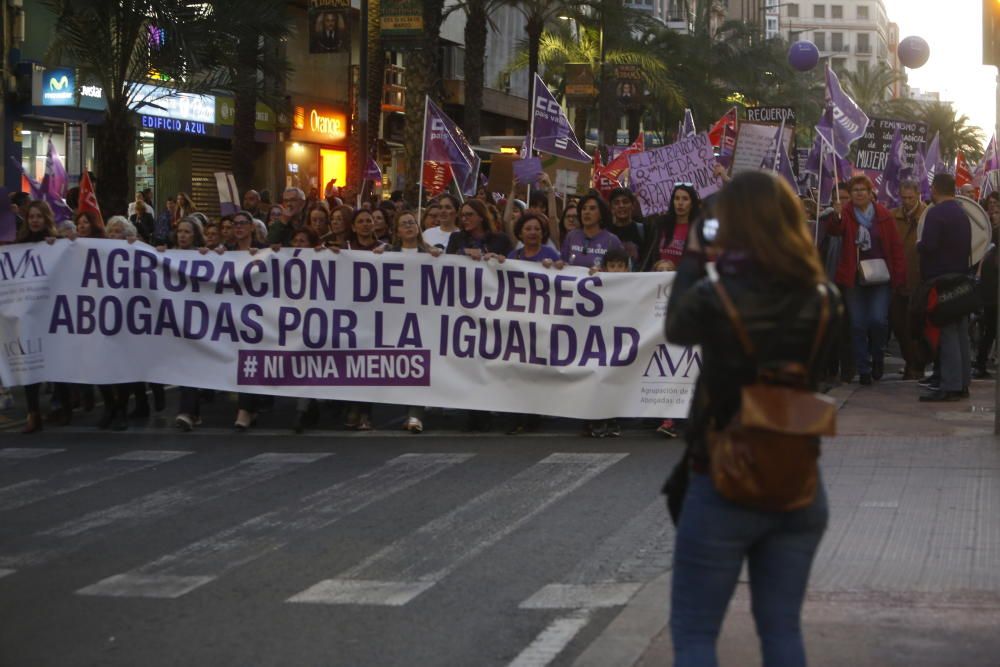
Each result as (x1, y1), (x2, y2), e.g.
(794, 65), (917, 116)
(576, 375), (1000, 667)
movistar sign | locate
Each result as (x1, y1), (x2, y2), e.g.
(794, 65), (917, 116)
(41, 68), (74, 105)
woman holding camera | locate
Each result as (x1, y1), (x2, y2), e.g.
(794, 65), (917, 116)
(664, 171), (842, 667)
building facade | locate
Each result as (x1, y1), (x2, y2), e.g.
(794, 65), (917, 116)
(780, 0), (893, 73)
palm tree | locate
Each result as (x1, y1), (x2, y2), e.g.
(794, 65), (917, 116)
(503, 22), (681, 145)
(445, 0), (508, 144)
(841, 63), (916, 119)
(505, 0), (574, 113)
(402, 0), (447, 205)
(919, 102), (985, 163)
(44, 0), (222, 216)
(207, 0), (293, 192)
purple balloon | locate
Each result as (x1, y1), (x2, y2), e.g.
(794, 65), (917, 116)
(898, 36), (930, 69)
(788, 41), (819, 72)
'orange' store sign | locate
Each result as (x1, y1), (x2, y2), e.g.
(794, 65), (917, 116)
(291, 103), (348, 143)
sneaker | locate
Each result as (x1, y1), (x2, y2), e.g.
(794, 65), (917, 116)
(586, 421), (607, 438)
(918, 375), (940, 387)
(175, 414), (194, 432)
(919, 390), (962, 402)
(404, 417), (423, 434)
(606, 419), (621, 437)
(657, 419), (679, 438)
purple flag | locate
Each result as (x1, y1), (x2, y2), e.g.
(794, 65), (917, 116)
(531, 74), (590, 163)
(912, 150), (929, 200)
(364, 158), (383, 187)
(776, 140), (800, 194)
(984, 135), (999, 172)
(424, 98), (478, 196)
(818, 67), (869, 159)
(922, 132), (944, 197)
(878, 128), (906, 209)
(0, 187), (14, 243)
(513, 157), (544, 186)
(682, 109), (697, 138)
(45, 139), (68, 200)
(12, 156), (73, 223)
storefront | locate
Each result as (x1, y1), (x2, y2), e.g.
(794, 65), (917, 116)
(286, 97), (350, 198)
(17, 65), (102, 191)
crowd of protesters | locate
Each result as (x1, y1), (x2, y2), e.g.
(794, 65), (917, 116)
(5, 163), (994, 435)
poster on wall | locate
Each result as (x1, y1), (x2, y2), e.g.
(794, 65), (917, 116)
(308, 0), (351, 54)
(380, 0), (423, 48)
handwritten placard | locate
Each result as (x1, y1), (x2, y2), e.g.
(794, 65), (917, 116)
(731, 122), (795, 175)
(626, 133), (721, 216)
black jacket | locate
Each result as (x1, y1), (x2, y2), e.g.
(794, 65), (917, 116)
(664, 252), (843, 468)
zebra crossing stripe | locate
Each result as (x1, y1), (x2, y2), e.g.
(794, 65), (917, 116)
(0, 452), (331, 570)
(0, 448), (66, 459)
(0, 451), (191, 513)
(287, 452), (628, 607)
(507, 610), (593, 667)
(76, 453), (473, 599)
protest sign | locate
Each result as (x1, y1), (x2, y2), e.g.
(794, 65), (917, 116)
(214, 172), (240, 217)
(626, 133), (721, 216)
(0, 240), (699, 419)
(540, 151), (593, 196)
(745, 106), (796, 125)
(512, 157), (544, 186)
(731, 122), (795, 175)
(854, 117), (927, 172)
(486, 154), (516, 195)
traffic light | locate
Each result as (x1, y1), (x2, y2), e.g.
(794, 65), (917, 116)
(984, 0), (1000, 66)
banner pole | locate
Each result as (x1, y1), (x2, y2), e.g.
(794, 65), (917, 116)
(527, 75), (539, 204)
(417, 95), (429, 224)
(774, 115), (787, 172)
(815, 138), (824, 245)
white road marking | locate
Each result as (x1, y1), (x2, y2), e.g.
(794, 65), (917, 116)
(0, 448), (66, 459)
(520, 583), (643, 610)
(77, 453), (472, 599)
(0, 451), (191, 512)
(288, 452), (628, 606)
(507, 610), (593, 667)
(0, 452), (330, 570)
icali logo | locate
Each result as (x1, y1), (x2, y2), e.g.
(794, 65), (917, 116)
(643, 344), (701, 378)
(0, 248), (47, 281)
(3, 337), (42, 359)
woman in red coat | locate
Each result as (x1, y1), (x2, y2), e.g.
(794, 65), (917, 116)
(827, 175), (907, 384)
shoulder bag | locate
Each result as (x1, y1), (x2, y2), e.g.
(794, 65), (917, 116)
(706, 279), (836, 512)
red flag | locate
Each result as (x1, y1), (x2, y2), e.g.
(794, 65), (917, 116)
(955, 152), (972, 187)
(77, 171), (104, 231)
(603, 134), (645, 180)
(708, 107), (738, 148)
(592, 151), (621, 199)
(422, 161), (454, 197)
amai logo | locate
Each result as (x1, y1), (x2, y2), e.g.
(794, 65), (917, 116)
(643, 344), (701, 378)
(0, 248), (47, 281)
(3, 337), (42, 359)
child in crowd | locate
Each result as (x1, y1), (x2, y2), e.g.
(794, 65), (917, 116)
(586, 248), (630, 437)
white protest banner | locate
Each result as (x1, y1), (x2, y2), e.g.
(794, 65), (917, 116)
(627, 132), (721, 216)
(731, 122), (795, 174)
(0, 240), (700, 419)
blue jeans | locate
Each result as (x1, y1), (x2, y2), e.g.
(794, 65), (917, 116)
(843, 283), (892, 376)
(670, 473), (828, 667)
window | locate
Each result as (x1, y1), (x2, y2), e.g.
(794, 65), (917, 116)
(831, 32), (844, 51)
(831, 5), (842, 18)
(832, 57), (847, 73)
(814, 32), (826, 50)
(787, 3), (799, 17)
(857, 33), (870, 54)
(857, 5), (869, 19)
(813, 4), (825, 18)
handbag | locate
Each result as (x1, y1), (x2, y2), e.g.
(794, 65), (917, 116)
(662, 451), (690, 526)
(706, 278), (836, 512)
(930, 273), (981, 326)
(856, 246), (890, 286)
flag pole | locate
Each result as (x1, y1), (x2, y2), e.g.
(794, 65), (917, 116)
(417, 95), (429, 225)
(527, 75), (540, 204)
(773, 116), (787, 173)
(815, 138), (824, 245)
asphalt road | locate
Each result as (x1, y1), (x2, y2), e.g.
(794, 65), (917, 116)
(0, 405), (680, 667)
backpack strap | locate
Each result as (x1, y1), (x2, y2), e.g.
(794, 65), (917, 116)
(713, 276), (832, 369)
(806, 284), (831, 369)
(710, 276), (755, 357)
